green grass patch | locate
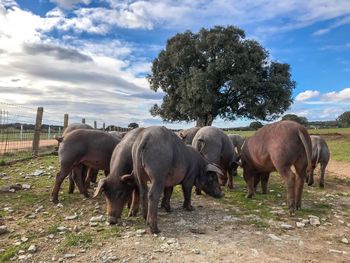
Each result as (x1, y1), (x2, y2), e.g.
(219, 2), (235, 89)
(326, 139), (350, 162)
(98, 226), (121, 240)
(0, 243), (30, 262)
(63, 233), (93, 247)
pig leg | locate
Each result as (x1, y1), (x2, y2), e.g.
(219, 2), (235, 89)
(68, 172), (75, 194)
(138, 180), (148, 221)
(227, 171), (234, 190)
(195, 187), (202, 195)
(278, 167), (296, 215)
(182, 184), (195, 211)
(261, 173), (270, 194)
(128, 188), (139, 217)
(72, 166), (89, 198)
(294, 163), (307, 210)
(147, 181), (163, 234)
(84, 167), (92, 190)
(51, 165), (74, 203)
(244, 168), (255, 198)
(161, 187), (173, 212)
(253, 173), (261, 192)
(319, 162), (327, 188)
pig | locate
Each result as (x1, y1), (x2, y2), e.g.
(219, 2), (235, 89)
(109, 131), (127, 140)
(55, 123), (97, 195)
(309, 135), (330, 188)
(227, 134), (245, 155)
(192, 126), (240, 190)
(178, 127), (201, 145)
(93, 128), (145, 224)
(131, 126), (224, 233)
(241, 120), (312, 215)
(51, 129), (120, 203)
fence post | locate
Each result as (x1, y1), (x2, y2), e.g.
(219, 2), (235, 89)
(32, 107), (43, 157)
(48, 126), (51, 139)
(20, 124), (23, 141)
(63, 113), (69, 132)
(94, 121), (97, 129)
(103, 123), (105, 131)
(82, 118), (85, 124)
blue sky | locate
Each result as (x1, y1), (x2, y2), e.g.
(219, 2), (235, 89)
(0, 0), (349, 128)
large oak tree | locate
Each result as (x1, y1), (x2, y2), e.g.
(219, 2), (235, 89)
(148, 26), (295, 126)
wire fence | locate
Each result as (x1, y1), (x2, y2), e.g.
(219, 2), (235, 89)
(0, 102), (130, 165)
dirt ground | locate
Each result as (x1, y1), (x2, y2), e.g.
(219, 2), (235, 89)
(0, 156), (350, 263)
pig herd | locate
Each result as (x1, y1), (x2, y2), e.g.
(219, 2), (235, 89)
(52, 121), (330, 233)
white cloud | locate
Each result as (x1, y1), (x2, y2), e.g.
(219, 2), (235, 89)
(323, 87), (350, 102)
(295, 90), (320, 101)
(313, 15), (350, 36)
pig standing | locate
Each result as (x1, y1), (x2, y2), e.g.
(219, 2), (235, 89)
(132, 126), (224, 233)
(310, 135), (330, 188)
(178, 127), (201, 145)
(93, 128), (145, 224)
(241, 121), (312, 215)
(52, 130), (120, 203)
(227, 134), (245, 155)
(192, 126), (240, 190)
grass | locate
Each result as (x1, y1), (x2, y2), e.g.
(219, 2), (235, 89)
(0, 243), (30, 262)
(326, 139), (350, 162)
(63, 233), (93, 247)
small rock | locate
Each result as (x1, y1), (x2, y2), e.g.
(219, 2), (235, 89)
(268, 234), (282, 241)
(309, 217), (320, 226)
(28, 214), (36, 219)
(341, 238), (349, 244)
(136, 229), (146, 235)
(56, 203), (63, 208)
(167, 238), (177, 244)
(191, 249), (200, 254)
(28, 244), (37, 253)
(18, 250), (25, 254)
(189, 227), (206, 234)
(0, 225), (8, 235)
(18, 255), (27, 260)
(90, 215), (105, 222)
(21, 237), (28, 242)
(65, 214), (78, 220)
(35, 206), (44, 213)
(31, 170), (45, 176)
(57, 226), (66, 232)
(280, 224), (294, 230)
(47, 234), (54, 239)
(89, 222), (99, 227)
(296, 222), (305, 228)
(22, 184), (31, 189)
(64, 254), (76, 259)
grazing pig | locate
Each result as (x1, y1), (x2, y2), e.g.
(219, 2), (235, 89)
(309, 135), (330, 188)
(192, 126), (240, 190)
(132, 126), (224, 233)
(51, 130), (120, 203)
(178, 127), (201, 145)
(227, 134), (245, 155)
(241, 120), (312, 215)
(93, 128), (145, 224)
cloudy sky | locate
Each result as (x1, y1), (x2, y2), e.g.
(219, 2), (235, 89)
(0, 0), (349, 128)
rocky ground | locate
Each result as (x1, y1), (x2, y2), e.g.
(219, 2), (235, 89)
(0, 155), (350, 262)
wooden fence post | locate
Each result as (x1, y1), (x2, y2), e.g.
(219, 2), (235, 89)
(82, 118), (85, 124)
(32, 107), (43, 157)
(63, 113), (69, 132)
(103, 123), (105, 131)
(94, 121), (97, 129)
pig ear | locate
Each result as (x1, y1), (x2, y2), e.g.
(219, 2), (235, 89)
(120, 173), (134, 183)
(206, 163), (224, 176)
(93, 179), (106, 198)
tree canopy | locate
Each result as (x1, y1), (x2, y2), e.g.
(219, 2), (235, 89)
(249, 121), (263, 130)
(148, 25), (295, 126)
(128, 122), (139, 129)
(282, 114), (308, 126)
(337, 111), (350, 127)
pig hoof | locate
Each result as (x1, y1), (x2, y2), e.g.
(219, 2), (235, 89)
(245, 193), (253, 198)
(319, 182), (324, 188)
(183, 205), (195, 211)
(52, 198), (59, 204)
(150, 226), (160, 234)
(195, 190), (202, 195)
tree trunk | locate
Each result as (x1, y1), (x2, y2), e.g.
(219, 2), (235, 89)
(196, 114), (213, 127)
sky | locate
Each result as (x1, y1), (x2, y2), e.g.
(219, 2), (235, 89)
(0, 0), (349, 129)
